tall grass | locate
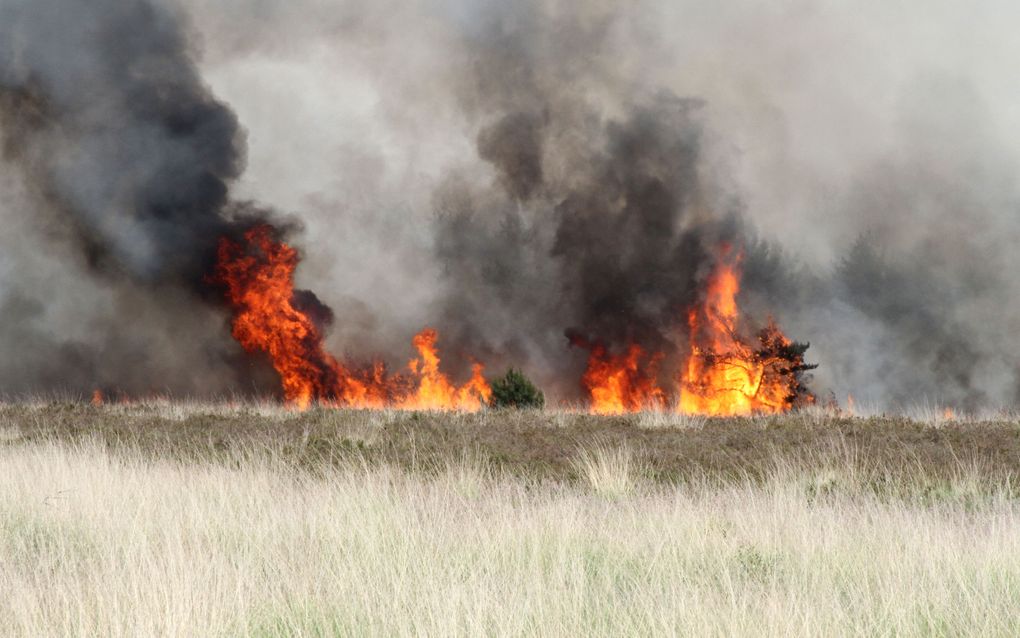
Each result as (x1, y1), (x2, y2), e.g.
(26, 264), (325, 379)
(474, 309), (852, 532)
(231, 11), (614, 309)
(571, 441), (639, 497)
(2, 435), (1020, 637)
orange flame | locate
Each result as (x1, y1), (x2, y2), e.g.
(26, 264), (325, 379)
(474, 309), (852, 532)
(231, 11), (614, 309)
(91, 389), (104, 406)
(679, 256), (804, 416)
(574, 251), (813, 416)
(212, 225), (490, 411)
(573, 339), (666, 414)
(397, 329), (492, 410)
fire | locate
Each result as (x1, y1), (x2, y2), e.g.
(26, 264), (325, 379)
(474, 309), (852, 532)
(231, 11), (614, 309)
(573, 250), (815, 415)
(397, 329), (492, 410)
(91, 389), (104, 406)
(210, 226), (810, 415)
(679, 257), (810, 416)
(212, 225), (491, 411)
(570, 336), (665, 413)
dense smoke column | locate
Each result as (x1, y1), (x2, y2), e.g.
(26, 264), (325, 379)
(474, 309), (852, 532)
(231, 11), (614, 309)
(548, 97), (742, 350)
(430, 4), (755, 399)
(0, 0), (304, 397)
(431, 2), (1007, 410)
(0, 0), (261, 285)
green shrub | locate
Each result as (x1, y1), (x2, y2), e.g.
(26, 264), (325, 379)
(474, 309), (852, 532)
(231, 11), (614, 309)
(489, 368), (545, 409)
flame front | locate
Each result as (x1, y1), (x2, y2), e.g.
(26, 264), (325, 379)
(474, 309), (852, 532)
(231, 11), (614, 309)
(575, 251), (814, 416)
(212, 225), (490, 411)
(211, 227), (809, 415)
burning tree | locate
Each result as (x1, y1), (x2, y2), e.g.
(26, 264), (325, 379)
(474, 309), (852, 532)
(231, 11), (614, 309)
(574, 250), (817, 416)
(680, 322), (816, 415)
(678, 256), (816, 415)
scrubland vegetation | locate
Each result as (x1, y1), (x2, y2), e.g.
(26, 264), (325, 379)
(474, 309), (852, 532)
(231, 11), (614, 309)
(3, 401), (1020, 636)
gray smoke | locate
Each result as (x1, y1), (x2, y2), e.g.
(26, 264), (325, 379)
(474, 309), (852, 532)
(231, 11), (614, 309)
(0, 0), (282, 283)
(432, 96), (748, 399)
(0, 0), (283, 397)
(429, 2), (1020, 409)
(428, 5), (791, 400)
(3, 0), (1020, 411)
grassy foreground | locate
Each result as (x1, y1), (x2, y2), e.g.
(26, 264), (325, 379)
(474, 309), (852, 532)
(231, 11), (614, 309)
(3, 402), (1020, 636)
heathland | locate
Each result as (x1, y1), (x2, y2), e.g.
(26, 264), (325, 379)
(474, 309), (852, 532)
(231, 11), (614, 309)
(3, 401), (1020, 636)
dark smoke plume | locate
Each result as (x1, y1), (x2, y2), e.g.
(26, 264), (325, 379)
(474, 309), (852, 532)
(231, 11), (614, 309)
(0, 0), (256, 284)
(424, 2), (1020, 409)
(429, 7), (769, 400)
(0, 0), (296, 397)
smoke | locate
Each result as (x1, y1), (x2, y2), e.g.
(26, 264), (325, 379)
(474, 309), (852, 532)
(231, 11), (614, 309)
(794, 77), (1020, 410)
(416, 4), (799, 400)
(4, 0), (1020, 409)
(0, 0), (289, 397)
(431, 95), (746, 399)
(0, 0), (253, 282)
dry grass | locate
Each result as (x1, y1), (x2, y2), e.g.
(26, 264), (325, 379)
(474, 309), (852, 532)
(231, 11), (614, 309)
(571, 441), (639, 497)
(2, 436), (1020, 636)
(3, 401), (1020, 635)
(635, 409), (708, 430)
(4, 400), (1020, 488)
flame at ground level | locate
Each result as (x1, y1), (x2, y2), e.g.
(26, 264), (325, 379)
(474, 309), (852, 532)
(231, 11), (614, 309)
(212, 225), (491, 411)
(210, 226), (812, 415)
(574, 254), (815, 416)
(567, 337), (666, 414)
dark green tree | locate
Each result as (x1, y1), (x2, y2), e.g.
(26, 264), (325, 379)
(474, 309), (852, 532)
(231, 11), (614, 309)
(489, 368), (545, 409)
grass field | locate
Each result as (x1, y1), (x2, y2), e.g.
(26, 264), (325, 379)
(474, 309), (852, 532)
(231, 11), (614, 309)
(3, 401), (1020, 636)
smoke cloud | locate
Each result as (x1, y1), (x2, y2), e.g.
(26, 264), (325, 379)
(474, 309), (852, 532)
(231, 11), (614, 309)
(0, 0), (286, 397)
(0, 0), (251, 282)
(3, 0), (1020, 410)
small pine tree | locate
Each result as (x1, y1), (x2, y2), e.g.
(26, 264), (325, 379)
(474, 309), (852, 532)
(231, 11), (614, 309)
(489, 368), (545, 409)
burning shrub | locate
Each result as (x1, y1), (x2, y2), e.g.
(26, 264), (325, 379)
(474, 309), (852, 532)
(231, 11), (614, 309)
(573, 251), (817, 416)
(489, 368), (545, 409)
